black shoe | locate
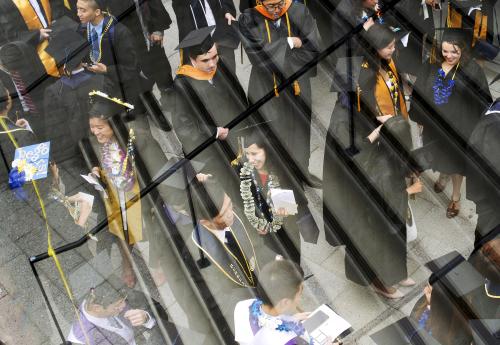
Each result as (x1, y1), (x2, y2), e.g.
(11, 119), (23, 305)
(304, 173), (322, 188)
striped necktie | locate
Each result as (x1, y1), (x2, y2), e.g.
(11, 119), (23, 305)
(90, 28), (100, 62)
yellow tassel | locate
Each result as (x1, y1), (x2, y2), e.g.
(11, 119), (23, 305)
(293, 80), (300, 96)
(357, 85), (361, 112)
(64, 0), (71, 9)
(273, 74), (279, 97)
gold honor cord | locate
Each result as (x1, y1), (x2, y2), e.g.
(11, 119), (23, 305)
(263, 12), (300, 97)
(0, 118), (92, 345)
(87, 17), (115, 64)
(191, 214), (258, 287)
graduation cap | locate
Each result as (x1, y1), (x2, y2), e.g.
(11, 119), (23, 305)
(93, 0), (109, 10)
(440, 28), (474, 48)
(370, 317), (441, 344)
(50, 16), (80, 34)
(175, 26), (216, 57)
(88, 91), (134, 120)
(45, 29), (89, 72)
(331, 56), (364, 92)
(425, 251), (485, 297)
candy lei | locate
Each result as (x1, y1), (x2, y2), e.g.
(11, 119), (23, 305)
(87, 17), (114, 63)
(100, 140), (134, 191)
(433, 64), (458, 105)
(250, 299), (314, 344)
(240, 161), (284, 233)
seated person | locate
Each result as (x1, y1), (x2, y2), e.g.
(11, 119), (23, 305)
(67, 283), (169, 344)
(234, 259), (340, 345)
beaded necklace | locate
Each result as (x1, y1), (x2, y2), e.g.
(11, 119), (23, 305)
(433, 63), (459, 105)
(386, 69), (399, 112)
(249, 299), (314, 344)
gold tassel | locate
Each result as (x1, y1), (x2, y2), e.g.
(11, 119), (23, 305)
(357, 85), (361, 112)
(273, 74), (279, 97)
(64, 0), (71, 9)
(293, 80), (300, 96)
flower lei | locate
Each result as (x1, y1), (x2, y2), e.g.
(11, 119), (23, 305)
(100, 141), (134, 191)
(240, 161), (284, 233)
(433, 65), (458, 105)
(249, 299), (313, 344)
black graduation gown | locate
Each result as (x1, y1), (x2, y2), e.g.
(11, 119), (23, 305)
(172, 65), (249, 198)
(106, 0), (174, 89)
(467, 101), (500, 243)
(323, 62), (411, 286)
(77, 16), (145, 107)
(42, 71), (113, 162)
(238, 3), (320, 176)
(410, 60), (492, 175)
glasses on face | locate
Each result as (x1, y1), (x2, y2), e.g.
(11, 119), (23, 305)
(263, 0), (285, 10)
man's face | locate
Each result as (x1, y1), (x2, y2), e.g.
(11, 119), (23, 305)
(262, 0), (286, 19)
(76, 0), (101, 24)
(190, 44), (219, 74)
(211, 194), (234, 229)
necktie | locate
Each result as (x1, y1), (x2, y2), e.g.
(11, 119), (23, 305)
(10, 71), (37, 113)
(90, 28), (100, 62)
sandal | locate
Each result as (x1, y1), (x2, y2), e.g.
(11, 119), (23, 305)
(433, 174), (449, 193)
(446, 196), (460, 219)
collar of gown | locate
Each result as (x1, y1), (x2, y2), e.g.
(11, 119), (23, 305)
(176, 64), (217, 81)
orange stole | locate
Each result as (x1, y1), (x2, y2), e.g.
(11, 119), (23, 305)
(254, 0), (292, 19)
(374, 61), (408, 119)
(103, 173), (143, 245)
(12, 0), (60, 77)
(176, 64), (217, 80)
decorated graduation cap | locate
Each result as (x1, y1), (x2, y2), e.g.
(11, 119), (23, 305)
(175, 26), (216, 58)
(45, 28), (89, 72)
(88, 90), (134, 120)
(370, 317), (441, 344)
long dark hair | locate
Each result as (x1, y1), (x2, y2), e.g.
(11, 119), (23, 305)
(436, 37), (471, 65)
(244, 128), (278, 173)
(363, 24), (396, 70)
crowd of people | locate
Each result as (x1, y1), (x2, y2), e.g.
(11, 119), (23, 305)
(0, 0), (499, 344)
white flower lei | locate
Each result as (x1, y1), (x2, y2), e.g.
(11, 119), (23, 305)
(240, 161), (283, 233)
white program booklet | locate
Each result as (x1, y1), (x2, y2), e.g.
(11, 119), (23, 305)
(303, 304), (351, 344)
(270, 188), (298, 215)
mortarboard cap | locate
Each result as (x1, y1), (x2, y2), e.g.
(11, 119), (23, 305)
(50, 16), (80, 34)
(370, 317), (441, 344)
(331, 56), (364, 92)
(175, 26), (216, 53)
(88, 91), (134, 120)
(425, 251), (484, 297)
(45, 29), (89, 71)
(441, 28), (473, 47)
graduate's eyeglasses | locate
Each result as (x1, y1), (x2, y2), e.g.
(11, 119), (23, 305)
(263, 0), (285, 10)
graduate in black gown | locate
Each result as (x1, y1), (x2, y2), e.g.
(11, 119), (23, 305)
(103, 0), (175, 92)
(43, 28), (113, 162)
(238, 0), (321, 187)
(172, 27), (250, 200)
(323, 24), (422, 299)
(410, 28), (492, 219)
(467, 97), (500, 245)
